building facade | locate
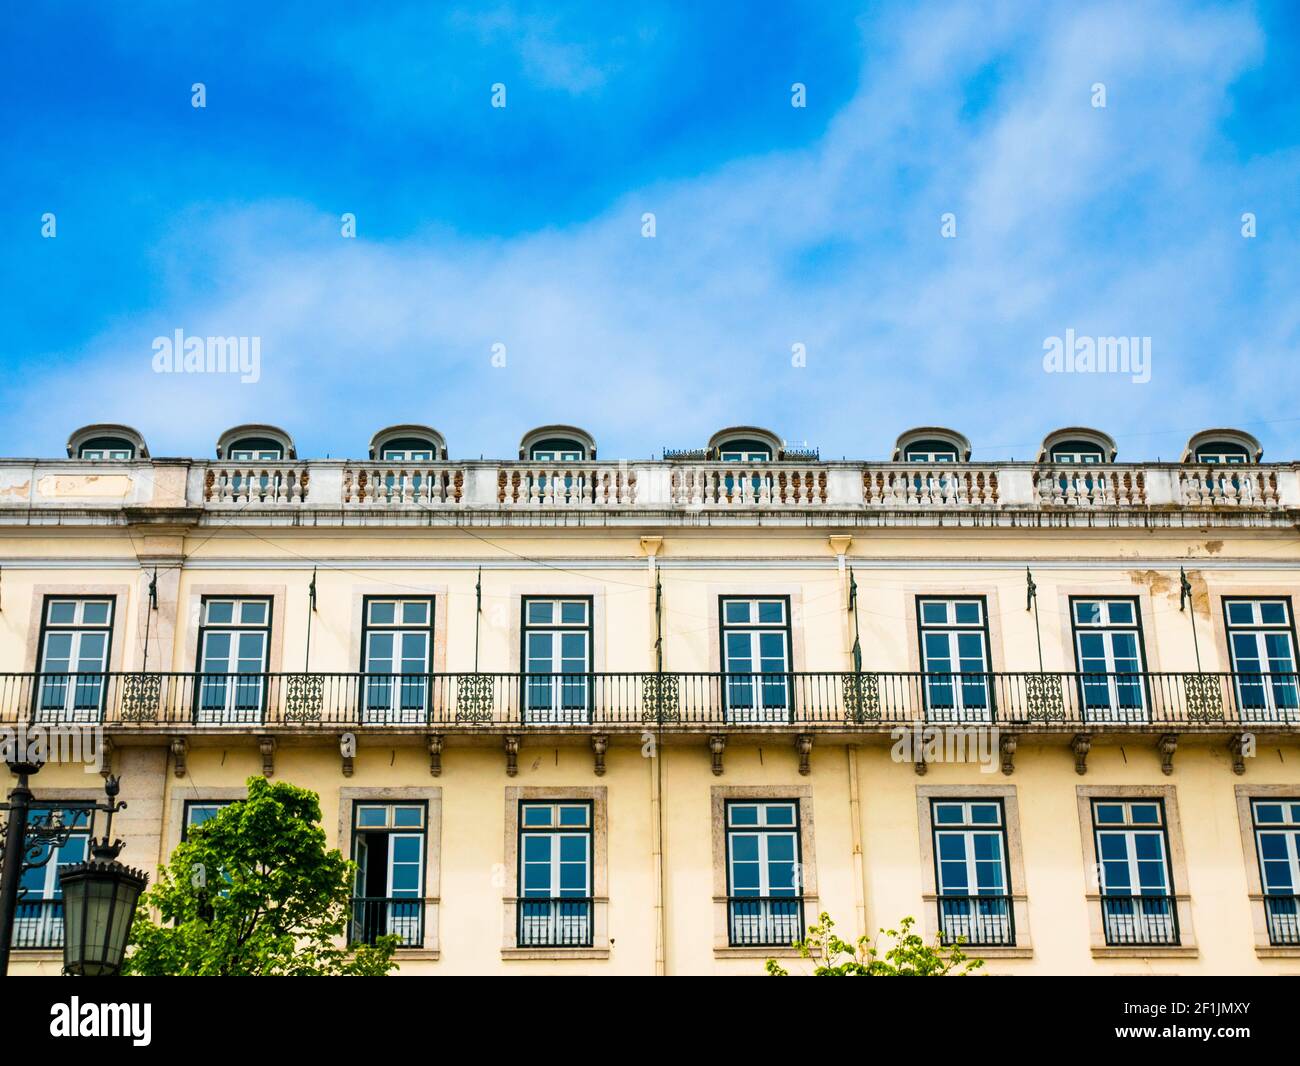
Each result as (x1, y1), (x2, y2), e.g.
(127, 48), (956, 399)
(3, 419), (1299, 975)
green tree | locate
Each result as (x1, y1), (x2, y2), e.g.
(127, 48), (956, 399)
(124, 777), (398, 976)
(766, 913), (983, 976)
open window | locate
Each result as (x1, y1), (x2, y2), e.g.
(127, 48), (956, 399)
(351, 802), (427, 948)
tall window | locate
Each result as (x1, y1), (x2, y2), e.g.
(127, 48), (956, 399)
(721, 597), (791, 723)
(196, 597), (271, 723)
(361, 598), (433, 723)
(726, 800), (803, 947)
(1251, 798), (1300, 946)
(517, 802), (592, 947)
(522, 598), (591, 724)
(931, 800), (1014, 946)
(1092, 799), (1178, 946)
(12, 806), (91, 949)
(1071, 597), (1147, 721)
(351, 803), (426, 948)
(36, 597), (114, 722)
(917, 598), (991, 721)
(1224, 598), (1299, 721)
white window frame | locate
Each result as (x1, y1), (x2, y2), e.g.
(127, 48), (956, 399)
(197, 597), (271, 723)
(1224, 598), (1299, 722)
(917, 598), (991, 721)
(36, 598), (114, 722)
(721, 598), (791, 724)
(362, 598), (433, 723)
(1071, 598), (1147, 722)
(522, 599), (591, 724)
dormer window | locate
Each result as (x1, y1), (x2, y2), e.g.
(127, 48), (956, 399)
(369, 426), (448, 463)
(1195, 443), (1250, 464)
(707, 427), (782, 463)
(78, 438), (135, 461)
(718, 440), (772, 462)
(904, 441), (958, 463)
(892, 427), (971, 465)
(1050, 444), (1105, 464)
(519, 426), (596, 463)
(381, 440), (437, 461)
(1182, 429), (1262, 466)
(216, 425), (296, 463)
(66, 424), (149, 462)
(531, 440), (586, 462)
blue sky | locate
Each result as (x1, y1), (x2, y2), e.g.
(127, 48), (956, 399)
(2, 0), (1298, 462)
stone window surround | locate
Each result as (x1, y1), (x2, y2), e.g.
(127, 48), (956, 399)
(711, 783), (818, 959)
(915, 783), (1033, 958)
(1074, 784), (1198, 958)
(25, 583), (131, 674)
(1232, 784), (1300, 959)
(502, 785), (610, 960)
(337, 786), (443, 960)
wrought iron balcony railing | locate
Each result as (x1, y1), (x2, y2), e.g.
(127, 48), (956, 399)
(1101, 894), (1180, 946)
(938, 894), (1015, 947)
(348, 896), (424, 948)
(1, 670), (1296, 729)
(11, 897), (65, 950)
(727, 897), (805, 947)
(516, 897), (593, 948)
(1264, 895), (1300, 947)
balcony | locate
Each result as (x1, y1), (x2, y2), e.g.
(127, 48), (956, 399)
(0, 457), (1292, 528)
(727, 897), (804, 947)
(1264, 895), (1300, 947)
(938, 895), (1015, 947)
(348, 896), (423, 948)
(11, 898), (64, 950)
(1101, 895), (1180, 946)
(516, 897), (593, 948)
(3, 670), (1298, 732)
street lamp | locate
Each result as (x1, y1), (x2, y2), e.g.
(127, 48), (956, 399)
(0, 759), (147, 976)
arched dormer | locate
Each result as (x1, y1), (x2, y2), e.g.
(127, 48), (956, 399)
(369, 425), (448, 461)
(707, 426), (783, 462)
(66, 424), (149, 461)
(216, 424), (296, 461)
(892, 427), (971, 463)
(519, 425), (596, 461)
(1037, 427), (1117, 465)
(1182, 428), (1262, 465)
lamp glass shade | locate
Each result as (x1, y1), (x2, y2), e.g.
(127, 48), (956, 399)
(59, 860), (148, 976)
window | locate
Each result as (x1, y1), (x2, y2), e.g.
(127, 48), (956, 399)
(378, 435), (438, 462)
(1092, 799), (1178, 946)
(78, 440), (134, 460)
(361, 598), (433, 723)
(931, 800), (1014, 946)
(716, 438), (773, 462)
(725, 801), (803, 947)
(517, 802), (593, 947)
(196, 597), (271, 723)
(904, 440), (959, 462)
(227, 437), (284, 461)
(521, 598), (591, 724)
(1251, 799), (1300, 946)
(35, 597), (114, 722)
(181, 800), (232, 840)
(917, 598), (991, 721)
(1224, 598), (1299, 722)
(12, 806), (91, 949)
(1071, 598), (1147, 722)
(1050, 444), (1104, 464)
(720, 597), (791, 723)
(529, 438), (585, 461)
(351, 803), (426, 948)
(1195, 442), (1250, 464)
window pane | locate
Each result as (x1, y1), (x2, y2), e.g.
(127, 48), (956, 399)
(81, 601), (110, 625)
(370, 600), (396, 625)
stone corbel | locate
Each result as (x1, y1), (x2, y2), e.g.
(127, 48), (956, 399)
(258, 735), (276, 777)
(170, 736), (188, 779)
(504, 735), (520, 777)
(1158, 734), (1178, 776)
(1227, 733), (1248, 776)
(99, 736), (114, 779)
(709, 734), (726, 776)
(913, 751), (928, 776)
(591, 733), (608, 777)
(340, 733), (356, 777)
(428, 734), (443, 777)
(999, 733), (1017, 776)
(795, 734), (813, 776)
(1070, 733), (1091, 775)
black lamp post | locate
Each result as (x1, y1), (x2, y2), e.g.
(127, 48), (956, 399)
(0, 759), (147, 976)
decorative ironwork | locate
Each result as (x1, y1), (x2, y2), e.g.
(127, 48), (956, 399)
(282, 674), (324, 722)
(1023, 673), (1065, 721)
(640, 673), (681, 723)
(842, 672), (880, 722)
(119, 673), (161, 722)
(1184, 673), (1225, 722)
(455, 674), (495, 723)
